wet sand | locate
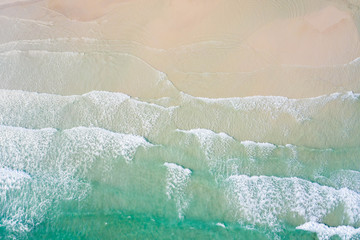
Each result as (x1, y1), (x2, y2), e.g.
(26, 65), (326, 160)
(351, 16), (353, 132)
(0, 0), (359, 98)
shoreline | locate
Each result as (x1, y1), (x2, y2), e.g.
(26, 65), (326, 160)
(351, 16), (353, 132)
(0, 0), (359, 99)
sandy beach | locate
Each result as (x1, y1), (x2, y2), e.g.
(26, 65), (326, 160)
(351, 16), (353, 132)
(1, 1), (360, 239)
(0, 0), (357, 98)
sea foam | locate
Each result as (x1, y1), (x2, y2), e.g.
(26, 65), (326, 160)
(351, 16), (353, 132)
(164, 162), (192, 219)
(226, 175), (360, 228)
(297, 222), (360, 240)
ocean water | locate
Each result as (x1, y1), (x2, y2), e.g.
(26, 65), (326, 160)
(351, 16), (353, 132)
(0, 88), (359, 239)
(1, 0), (360, 239)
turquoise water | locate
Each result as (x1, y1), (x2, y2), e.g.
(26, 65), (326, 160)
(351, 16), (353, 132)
(0, 89), (359, 239)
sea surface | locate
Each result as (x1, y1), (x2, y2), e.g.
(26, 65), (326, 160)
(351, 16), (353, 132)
(1, 0), (360, 239)
(1, 89), (359, 239)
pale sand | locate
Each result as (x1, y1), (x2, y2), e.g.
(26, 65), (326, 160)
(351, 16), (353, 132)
(247, 5), (360, 66)
(0, 0), (359, 98)
(47, 0), (129, 21)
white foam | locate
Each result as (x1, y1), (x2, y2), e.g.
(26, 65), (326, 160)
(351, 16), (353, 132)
(0, 88), (359, 156)
(84, 91), (131, 110)
(241, 141), (275, 148)
(175, 129), (237, 177)
(341, 91), (360, 101)
(0, 126), (57, 172)
(0, 125), (153, 233)
(176, 128), (234, 156)
(184, 91), (359, 122)
(348, 56), (360, 65)
(241, 141), (276, 161)
(0, 125), (152, 169)
(225, 175), (360, 227)
(62, 126), (152, 164)
(175, 129), (317, 181)
(216, 222), (226, 228)
(177, 129), (281, 161)
(0, 89), (174, 139)
(330, 170), (360, 193)
(177, 128), (233, 146)
(297, 222), (360, 240)
(164, 162), (192, 219)
(0, 168), (35, 232)
(0, 168), (31, 196)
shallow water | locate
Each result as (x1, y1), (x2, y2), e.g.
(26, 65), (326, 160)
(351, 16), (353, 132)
(1, 90), (359, 239)
(0, 0), (360, 239)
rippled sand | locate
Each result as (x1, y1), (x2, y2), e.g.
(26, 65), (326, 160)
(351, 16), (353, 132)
(0, 0), (359, 98)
